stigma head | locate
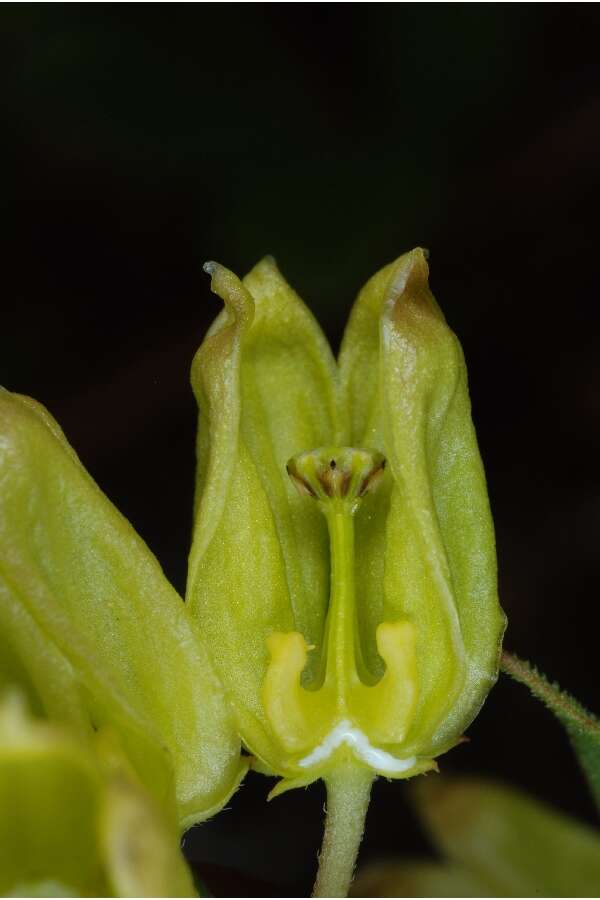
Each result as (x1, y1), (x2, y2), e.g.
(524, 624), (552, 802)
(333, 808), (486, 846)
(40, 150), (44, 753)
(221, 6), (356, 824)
(286, 446), (386, 509)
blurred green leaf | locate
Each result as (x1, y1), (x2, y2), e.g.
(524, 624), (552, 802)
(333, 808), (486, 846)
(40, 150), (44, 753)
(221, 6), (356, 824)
(355, 776), (600, 897)
(352, 860), (491, 898)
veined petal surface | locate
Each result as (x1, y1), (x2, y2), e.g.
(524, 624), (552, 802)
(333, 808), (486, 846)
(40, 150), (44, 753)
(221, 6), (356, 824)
(0, 388), (244, 826)
(187, 260), (340, 766)
(340, 249), (505, 757)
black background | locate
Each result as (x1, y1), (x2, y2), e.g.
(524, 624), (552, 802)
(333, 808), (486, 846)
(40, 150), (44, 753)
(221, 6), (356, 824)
(4, 4), (600, 895)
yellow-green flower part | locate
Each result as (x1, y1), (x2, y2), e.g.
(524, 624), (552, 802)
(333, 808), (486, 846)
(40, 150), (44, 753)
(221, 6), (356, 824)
(0, 690), (196, 897)
(187, 248), (506, 798)
(0, 387), (246, 831)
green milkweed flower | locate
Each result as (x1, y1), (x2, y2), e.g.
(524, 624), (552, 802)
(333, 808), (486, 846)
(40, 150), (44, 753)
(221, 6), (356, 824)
(187, 248), (506, 895)
(0, 387), (247, 832)
(0, 245), (506, 899)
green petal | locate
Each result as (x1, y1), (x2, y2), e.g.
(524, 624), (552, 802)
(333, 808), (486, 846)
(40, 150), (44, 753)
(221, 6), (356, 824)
(0, 388), (243, 825)
(0, 582), (89, 731)
(187, 259), (340, 768)
(189, 436), (295, 767)
(0, 692), (196, 898)
(413, 776), (600, 897)
(340, 249), (505, 757)
(240, 258), (343, 647)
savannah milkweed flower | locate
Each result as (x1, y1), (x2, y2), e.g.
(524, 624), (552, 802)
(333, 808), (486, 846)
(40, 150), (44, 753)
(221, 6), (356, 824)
(187, 248), (506, 896)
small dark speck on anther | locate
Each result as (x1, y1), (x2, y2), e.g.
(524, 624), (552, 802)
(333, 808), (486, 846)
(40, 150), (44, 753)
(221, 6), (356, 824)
(330, 459), (336, 469)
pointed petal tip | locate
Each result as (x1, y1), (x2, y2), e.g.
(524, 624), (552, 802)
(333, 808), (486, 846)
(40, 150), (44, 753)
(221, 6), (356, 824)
(244, 253), (281, 285)
(401, 246), (430, 273)
(406, 245), (430, 275)
(384, 246), (433, 317)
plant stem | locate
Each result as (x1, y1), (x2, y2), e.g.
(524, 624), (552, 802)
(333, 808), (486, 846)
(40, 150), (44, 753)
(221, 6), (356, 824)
(312, 763), (374, 898)
(501, 649), (600, 812)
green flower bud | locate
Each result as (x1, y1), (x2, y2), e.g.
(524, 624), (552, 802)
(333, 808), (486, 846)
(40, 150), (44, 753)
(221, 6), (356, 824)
(187, 249), (506, 799)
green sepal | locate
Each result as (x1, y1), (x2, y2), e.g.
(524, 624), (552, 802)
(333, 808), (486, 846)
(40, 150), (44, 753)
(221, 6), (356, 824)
(0, 388), (244, 826)
(266, 770), (317, 801)
(501, 650), (600, 812)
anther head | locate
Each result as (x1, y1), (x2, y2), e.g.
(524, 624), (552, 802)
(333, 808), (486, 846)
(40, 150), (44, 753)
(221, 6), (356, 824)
(286, 447), (386, 507)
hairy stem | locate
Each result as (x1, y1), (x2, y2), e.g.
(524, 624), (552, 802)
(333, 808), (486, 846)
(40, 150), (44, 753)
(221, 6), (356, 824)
(312, 763), (374, 898)
(501, 649), (600, 811)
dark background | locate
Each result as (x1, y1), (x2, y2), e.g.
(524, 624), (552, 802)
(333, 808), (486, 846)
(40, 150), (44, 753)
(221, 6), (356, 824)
(4, 4), (600, 894)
